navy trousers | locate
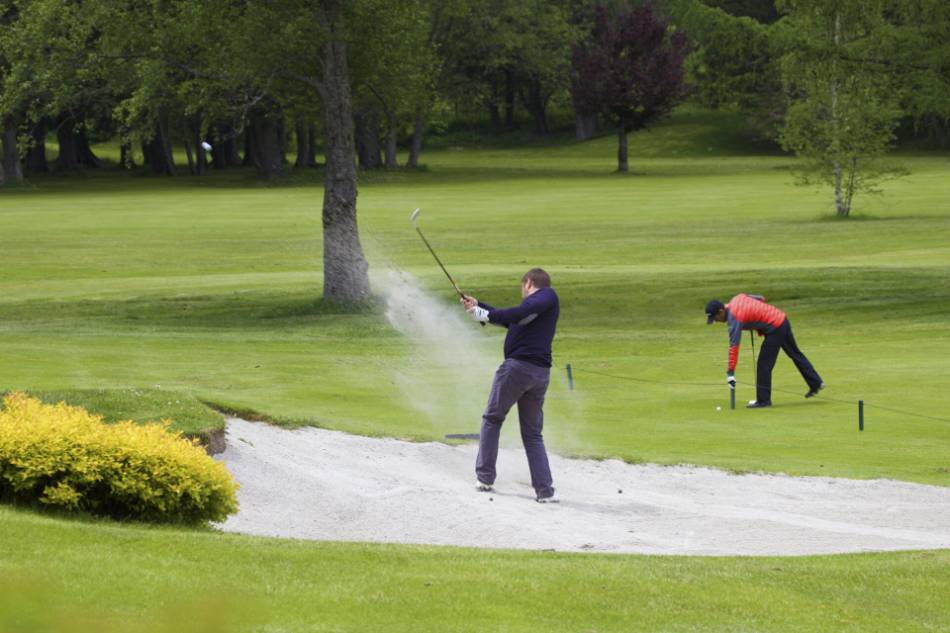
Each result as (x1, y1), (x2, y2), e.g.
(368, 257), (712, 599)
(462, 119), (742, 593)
(476, 358), (555, 499)
(756, 319), (823, 403)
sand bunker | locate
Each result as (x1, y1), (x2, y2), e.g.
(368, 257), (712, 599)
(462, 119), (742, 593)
(216, 417), (950, 555)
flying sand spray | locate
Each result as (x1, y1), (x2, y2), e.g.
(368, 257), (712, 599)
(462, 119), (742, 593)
(396, 209), (584, 444)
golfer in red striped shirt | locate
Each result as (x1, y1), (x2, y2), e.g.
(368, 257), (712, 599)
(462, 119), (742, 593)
(706, 294), (824, 408)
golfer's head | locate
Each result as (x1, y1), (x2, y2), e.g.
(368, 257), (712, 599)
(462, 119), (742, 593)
(522, 268), (550, 297)
(705, 299), (726, 324)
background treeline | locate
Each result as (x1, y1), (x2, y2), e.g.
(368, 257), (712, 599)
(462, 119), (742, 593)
(1, 1), (948, 207)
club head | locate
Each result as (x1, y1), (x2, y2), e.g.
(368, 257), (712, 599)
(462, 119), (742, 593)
(409, 208), (421, 226)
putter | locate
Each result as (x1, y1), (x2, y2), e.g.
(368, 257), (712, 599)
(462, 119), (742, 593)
(410, 208), (485, 326)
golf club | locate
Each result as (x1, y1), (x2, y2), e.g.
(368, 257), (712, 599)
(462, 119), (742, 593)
(410, 208), (465, 298)
(410, 208), (485, 327)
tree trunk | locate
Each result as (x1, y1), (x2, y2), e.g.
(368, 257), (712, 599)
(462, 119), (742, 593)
(504, 69), (516, 130)
(525, 79), (550, 136)
(144, 117), (175, 176)
(384, 111), (398, 169)
(1, 117), (24, 184)
(833, 160), (847, 216)
(307, 125), (318, 166)
(213, 125), (241, 168)
(75, 126), (100, 167)
(249, 111), (284, 178)
(242, 127), (254, 167)
(25, 121), (49, 173)
(830, 10), (847, 217)
(277, 117), (288, 165)
(407, 107), (424, 168)
(575, 112), (597, 141)
(184, 140), (196, 175)
(488, 77), (502, 130)
(354, 110), (382, 169)
(192, 120), (207, 175)
(55, 116), (81, 171)
(319, 0), (370, 304)
(295, 119), (313, 168)
(119, 142), (134, 169)
(617, 121), (629, 173)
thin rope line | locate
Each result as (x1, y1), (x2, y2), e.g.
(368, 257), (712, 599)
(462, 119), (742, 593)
(573, 366), (723, 387)
(560, 364), (950, 424)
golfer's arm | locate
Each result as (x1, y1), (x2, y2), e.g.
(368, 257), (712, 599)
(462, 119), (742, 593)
(487, 293), (551, 326)
(727, 321), (742, 373)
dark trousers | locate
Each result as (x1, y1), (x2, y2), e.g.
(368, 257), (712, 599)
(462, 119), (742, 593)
(756, 319), (822, 403)
(476, 358), (554, 498)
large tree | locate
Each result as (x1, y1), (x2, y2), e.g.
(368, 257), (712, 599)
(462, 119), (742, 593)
(572, 3), (691, 172)
(316, 0), (371, 302)
(776, 0), (906, 216)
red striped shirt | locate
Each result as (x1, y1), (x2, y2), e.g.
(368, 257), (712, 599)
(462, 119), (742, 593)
(726, 294), (787, 372)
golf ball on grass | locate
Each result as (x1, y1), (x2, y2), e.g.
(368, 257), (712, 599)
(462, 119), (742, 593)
(716, 406), (722, 411)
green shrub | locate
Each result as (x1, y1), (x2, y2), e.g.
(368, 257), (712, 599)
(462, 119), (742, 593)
(0, 392), (238, 524)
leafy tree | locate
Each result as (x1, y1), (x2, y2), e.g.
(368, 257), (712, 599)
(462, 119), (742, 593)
(674, 0), (784, 140)
(1, 0), (118, 173)
(572, 2), (691, 172)
(776, 0), (906, 216)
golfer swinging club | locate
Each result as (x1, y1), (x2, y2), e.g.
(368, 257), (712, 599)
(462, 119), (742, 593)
(706, 294), (824, 408)
(461, 268), (559, 502)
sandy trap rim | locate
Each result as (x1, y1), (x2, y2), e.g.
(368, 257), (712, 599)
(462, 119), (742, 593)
(215, 417), (950, 556)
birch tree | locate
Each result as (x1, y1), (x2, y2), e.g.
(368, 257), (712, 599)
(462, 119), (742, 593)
(777, 0), (905, 216)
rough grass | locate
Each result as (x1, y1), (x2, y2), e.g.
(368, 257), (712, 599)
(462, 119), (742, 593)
(26, 388), (223, 436)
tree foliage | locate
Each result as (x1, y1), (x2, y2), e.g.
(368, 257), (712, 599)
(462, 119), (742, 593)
(674, 0), (784, 139)
(435, 0), (575, 134)
(776, 0), (907, 216)
(572, 2), (691, 171)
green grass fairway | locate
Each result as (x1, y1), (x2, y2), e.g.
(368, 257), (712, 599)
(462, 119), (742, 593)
(2, 506), (948, 632)
(2, 110), (947, 484)
(2, 108), (949, 632)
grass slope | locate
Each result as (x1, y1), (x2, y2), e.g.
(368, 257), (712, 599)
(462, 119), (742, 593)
(1, 505), (948, 633)
(1, 108), (948, 485)
(27, 388), (224, 436)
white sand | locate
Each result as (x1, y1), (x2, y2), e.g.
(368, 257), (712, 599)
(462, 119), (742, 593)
(216, 417), (950, 556)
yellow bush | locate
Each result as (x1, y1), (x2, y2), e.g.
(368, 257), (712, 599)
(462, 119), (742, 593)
(0, 392), (238, 524)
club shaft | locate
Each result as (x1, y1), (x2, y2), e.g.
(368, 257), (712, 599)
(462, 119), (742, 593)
(415, 227), (464, 298)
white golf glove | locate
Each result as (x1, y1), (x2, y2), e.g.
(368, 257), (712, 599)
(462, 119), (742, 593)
(726, 374), (736, 387)
(468, 306), (490, 323)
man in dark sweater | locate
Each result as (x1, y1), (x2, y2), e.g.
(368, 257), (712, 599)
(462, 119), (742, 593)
(461, 268), (560, 502)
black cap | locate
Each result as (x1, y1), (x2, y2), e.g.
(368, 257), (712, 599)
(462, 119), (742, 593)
(705, 299), (724, 324)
